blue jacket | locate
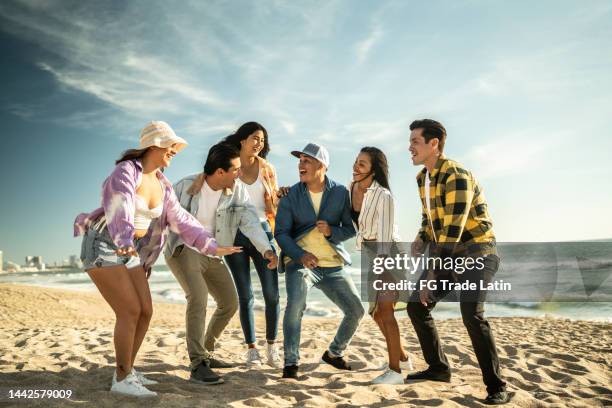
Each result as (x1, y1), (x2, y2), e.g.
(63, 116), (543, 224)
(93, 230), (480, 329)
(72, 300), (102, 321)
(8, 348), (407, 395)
(275, 176), (355, 273)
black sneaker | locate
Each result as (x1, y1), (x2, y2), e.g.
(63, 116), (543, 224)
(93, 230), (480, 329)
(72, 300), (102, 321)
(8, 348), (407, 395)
(321, 351), (352, 370)
(282, 365), (299, 379)
(207, 357), (235, 369)
(190, 362), (224, 385)
(485, 390), (510, 405)
(405, 369), (451, 382)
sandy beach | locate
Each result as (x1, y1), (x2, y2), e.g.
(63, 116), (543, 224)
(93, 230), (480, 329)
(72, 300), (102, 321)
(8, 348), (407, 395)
(0, 283), (610, 407)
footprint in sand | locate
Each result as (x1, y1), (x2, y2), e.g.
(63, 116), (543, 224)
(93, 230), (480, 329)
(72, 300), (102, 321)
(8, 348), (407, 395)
(555, 353), (581, 363)
(559, 361), (589, 373)
(542, 367), (573, 383)
(156, 337), (182, 347)
(96, 337), (111, 345)
(502, 345), (518, 357)
(535, 357), (553, 366)
(515, 368), (542, 383)
(14, 338), (28, 348)
(589, 385), (612, 395)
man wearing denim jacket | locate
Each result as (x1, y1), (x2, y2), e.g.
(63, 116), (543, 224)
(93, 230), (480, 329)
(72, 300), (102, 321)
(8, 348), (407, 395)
(165, 142), (278, 385)
(275, 143), (365, 380)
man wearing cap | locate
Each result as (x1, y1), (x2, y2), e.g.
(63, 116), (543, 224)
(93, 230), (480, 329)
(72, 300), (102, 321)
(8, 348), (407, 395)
(275, 143), (365, 380)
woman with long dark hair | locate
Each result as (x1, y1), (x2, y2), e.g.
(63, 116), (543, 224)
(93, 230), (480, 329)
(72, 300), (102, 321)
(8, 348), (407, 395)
(74, 121), (241, 397)
(350, 146), (413, 384)
(222, 122), (282, 368)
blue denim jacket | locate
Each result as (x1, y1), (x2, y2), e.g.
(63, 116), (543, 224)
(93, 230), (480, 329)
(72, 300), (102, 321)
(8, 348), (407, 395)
(164, 173), (273, 258)
(274, 176), (355, 273)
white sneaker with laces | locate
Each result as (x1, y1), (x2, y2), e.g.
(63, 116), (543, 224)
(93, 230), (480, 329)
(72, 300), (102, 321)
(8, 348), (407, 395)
(110, 373), (157, 397)
(372, 368), (405, 385)
(378, 356), (414, 372)
(245, 348), (263, 368)
(132, 368), (158, 385)
(266, 343), (281, 368)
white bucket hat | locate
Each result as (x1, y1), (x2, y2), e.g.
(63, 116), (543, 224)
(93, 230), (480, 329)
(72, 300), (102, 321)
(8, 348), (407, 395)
(139, 121), (188, 152)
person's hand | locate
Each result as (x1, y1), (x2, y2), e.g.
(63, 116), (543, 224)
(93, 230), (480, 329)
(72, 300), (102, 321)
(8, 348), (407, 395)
(300, 252), (319, 269)
(116, 246), (137, 257)
(419, 285), (430, 307)
(276, 186), (290, 198)
(316, 220), (332, 237)
(411, 240), (424, 257)
(214, 246), (243, 256)
(264, 250), (278, 269)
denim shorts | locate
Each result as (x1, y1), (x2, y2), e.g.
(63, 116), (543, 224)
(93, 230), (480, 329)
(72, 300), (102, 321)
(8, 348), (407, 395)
(80, 219), (142, 271)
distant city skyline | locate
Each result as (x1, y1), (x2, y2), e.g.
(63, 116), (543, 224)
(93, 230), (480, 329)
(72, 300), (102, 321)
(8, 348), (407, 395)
(1, 1), (611, 263)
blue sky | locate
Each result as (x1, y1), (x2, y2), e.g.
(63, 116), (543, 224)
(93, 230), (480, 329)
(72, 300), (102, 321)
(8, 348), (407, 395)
(0, 0), (611, 265)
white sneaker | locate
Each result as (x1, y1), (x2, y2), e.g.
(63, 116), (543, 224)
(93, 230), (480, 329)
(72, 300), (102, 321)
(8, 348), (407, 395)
(372, 368), (405, 385)
(112, 369), (158, 386)
(245, 348), (263, 368)
(266, 343), (281, 368)
(132, 368), (158, 385)
(110, 373), (157, 397)
(378, 356), (414, 372)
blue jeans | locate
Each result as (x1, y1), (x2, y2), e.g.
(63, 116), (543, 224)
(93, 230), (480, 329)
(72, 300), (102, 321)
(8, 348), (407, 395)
(224, 221), (279, 344)
(283, 264), (365, 366)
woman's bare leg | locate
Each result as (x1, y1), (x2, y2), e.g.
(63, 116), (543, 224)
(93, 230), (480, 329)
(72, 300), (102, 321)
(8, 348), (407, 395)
(373, 308), (389, 348)
(126, 266), (153, 368)
(88, 265), (142, 381)
(374, 301), (406, 373)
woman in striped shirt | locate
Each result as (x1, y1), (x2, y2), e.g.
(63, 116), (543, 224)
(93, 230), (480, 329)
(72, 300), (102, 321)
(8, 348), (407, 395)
(350, 147), (412, 385)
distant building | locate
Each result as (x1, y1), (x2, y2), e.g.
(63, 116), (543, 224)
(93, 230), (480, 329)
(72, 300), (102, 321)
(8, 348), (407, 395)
(69, 255), (82, 269)
(5, 261), (20, 272)
(0, 250), (3, 272)
(24, 255), (45, 271)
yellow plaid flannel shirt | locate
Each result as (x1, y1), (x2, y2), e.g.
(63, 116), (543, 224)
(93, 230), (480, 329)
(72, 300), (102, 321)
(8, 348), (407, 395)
(416, 155), (496, 256)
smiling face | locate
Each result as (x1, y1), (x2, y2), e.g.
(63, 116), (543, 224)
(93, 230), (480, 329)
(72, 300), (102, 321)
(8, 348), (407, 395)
(148, 143), (179, 168)
(409, 128), (439, 166)
(240, 130), (265, 157)
(298, 154), (325, 184)
(352, 152), (373, 182)
(216, 157), (242, 189)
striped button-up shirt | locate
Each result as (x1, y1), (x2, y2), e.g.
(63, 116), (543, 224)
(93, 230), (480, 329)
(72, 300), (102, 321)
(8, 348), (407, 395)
(416, 155), (496, 257)
(352, 180), (401, 255)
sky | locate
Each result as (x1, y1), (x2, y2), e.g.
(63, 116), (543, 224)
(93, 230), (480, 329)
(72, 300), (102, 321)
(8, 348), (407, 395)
(0, 0), (611, 266)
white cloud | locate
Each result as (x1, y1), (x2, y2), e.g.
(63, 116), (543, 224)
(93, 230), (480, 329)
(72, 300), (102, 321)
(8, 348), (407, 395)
(355, 26), (383, 63)
(280, 120), (296, 135)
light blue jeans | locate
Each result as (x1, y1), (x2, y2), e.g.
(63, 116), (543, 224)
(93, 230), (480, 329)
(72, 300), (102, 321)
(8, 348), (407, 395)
(283, 264), (365, 366)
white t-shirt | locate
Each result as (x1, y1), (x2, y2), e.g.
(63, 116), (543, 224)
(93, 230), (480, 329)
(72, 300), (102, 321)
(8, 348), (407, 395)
(244, 176), (267, 221)
(196, 180), (223, 233)
(425, 170), (437, 242)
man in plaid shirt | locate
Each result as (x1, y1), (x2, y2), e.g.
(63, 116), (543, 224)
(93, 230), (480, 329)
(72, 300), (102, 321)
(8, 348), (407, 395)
(406, 119), (509, 405)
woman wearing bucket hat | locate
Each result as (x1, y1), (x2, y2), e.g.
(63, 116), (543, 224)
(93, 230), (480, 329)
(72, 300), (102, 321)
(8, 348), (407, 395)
(74, 121), (242, 397)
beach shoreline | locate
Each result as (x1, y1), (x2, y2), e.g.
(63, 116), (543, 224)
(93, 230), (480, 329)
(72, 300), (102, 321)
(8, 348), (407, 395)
(0, 283), (610, 407)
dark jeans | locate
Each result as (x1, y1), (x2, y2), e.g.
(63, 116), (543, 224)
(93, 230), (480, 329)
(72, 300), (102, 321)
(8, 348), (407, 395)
(224, 222), (279, 344)
(407, 254), (506, 394)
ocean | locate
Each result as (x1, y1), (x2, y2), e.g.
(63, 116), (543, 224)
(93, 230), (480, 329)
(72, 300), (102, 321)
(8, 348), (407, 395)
(2, 242), (610, 321)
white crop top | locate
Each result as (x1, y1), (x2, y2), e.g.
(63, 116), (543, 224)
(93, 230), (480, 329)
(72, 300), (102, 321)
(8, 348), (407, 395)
(244, 175), (267, 221)
(134, 179), (164, 230)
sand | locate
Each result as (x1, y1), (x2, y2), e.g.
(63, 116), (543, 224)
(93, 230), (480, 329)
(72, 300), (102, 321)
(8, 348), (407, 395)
(0, 283), (610, 407)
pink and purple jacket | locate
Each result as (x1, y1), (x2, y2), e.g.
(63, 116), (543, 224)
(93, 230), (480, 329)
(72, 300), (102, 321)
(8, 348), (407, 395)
(74, 160), (218, 271)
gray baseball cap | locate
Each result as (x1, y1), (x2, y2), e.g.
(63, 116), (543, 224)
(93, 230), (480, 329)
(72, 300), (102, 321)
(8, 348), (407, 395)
(291, 143), (330, 168)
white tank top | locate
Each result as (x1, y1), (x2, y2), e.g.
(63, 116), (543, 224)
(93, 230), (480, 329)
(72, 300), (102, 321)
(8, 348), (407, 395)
(134, 179), (164, 230)
(244, 175), (267, 221)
